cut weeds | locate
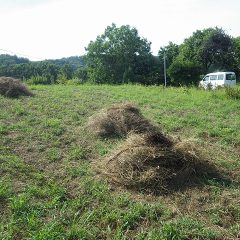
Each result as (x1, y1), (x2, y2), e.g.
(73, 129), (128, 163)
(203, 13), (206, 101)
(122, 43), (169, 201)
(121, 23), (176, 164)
(94, 130), (224, 194)
(87, 102), (159, 138)
(0, 77), (33, 98)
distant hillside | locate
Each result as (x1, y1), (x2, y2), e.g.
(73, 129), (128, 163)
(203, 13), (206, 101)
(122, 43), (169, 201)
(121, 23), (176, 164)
(44, 56), (85, 69)
(0, 54), (30, 65)
(0, 54), (86, 81)
(0, 54), (85, 69)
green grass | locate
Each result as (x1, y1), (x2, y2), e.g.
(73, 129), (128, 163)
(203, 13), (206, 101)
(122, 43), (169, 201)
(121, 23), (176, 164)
(0, 84), (240, 239)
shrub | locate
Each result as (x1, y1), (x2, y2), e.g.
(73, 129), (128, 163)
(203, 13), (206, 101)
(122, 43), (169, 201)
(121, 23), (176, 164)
(56, 74), (68, 84)
(27, 75), (49, 85)
(66, 78), (84, 85)
(168, 60), (202, 86)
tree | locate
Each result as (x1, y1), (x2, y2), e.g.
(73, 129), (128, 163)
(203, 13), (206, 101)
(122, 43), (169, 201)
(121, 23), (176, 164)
(74, 66), (88, 82)
(158, 42), (179, 85)
(85, 23), (152, 84)
(40, 63), (59, 84)
(59, 64), (74, 80)
(168, 27), (236, 85)
(158, 42), (179, 67)
(177, 27), (234, 73)
(199, 28), (235, 72)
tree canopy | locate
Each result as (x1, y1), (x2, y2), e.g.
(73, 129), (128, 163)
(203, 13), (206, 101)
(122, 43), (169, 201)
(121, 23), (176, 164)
(85, 23), (152, 84)
(167, 27), (237, 85)
(0, 54), (29, 65)
(0, 54), (85, 84)
(0, 26), (239, 86)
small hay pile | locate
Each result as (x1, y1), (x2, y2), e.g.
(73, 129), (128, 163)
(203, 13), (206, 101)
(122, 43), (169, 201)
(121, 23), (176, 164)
(0, 77), (33, 98)
(94, 132), (220, 193)
(87, 103), (159, 137)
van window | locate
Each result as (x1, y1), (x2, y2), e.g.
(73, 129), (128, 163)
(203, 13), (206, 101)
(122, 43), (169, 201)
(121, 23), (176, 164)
(217, 74), (224, 80)
(210, 75), (217, 80)
(226, 74), (236, 80)
(204, 76), (209, 81)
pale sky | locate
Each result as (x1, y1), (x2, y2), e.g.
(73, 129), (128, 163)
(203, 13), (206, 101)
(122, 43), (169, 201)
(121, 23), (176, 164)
(0, 0), (240, 60)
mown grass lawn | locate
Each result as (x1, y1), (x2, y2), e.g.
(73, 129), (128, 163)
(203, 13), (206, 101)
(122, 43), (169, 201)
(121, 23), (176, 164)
(0, 84), (240, 239)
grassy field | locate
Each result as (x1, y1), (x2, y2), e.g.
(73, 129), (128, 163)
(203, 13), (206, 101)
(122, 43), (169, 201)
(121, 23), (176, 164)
(0, 84), (240, 240)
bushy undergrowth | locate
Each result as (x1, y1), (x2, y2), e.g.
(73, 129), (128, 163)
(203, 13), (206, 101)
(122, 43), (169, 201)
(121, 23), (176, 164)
(27, 75), (49, 85)
(225, 86), (240, 99)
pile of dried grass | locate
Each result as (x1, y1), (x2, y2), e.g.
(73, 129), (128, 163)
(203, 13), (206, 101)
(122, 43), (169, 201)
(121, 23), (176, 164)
(94, 132), (221, 193)
(0, 77), (33, 98)
(87, 103), (159, 137)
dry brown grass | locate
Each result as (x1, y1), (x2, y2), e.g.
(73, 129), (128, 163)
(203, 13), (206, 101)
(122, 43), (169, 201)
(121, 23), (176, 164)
(87, 103), (159, 138)
(94, 132), (223, 194)
(0, 77), (33, 98)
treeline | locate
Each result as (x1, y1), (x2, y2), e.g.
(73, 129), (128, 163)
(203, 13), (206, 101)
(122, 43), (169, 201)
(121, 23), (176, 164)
(0, 55), (86, 84)
(85, 24), (240, 85)
(1, 24), (240, 85)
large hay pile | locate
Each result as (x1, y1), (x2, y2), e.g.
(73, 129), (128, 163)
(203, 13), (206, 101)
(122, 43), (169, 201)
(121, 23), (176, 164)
(88, 103), (159, 137)
(94, 132), (220, 193)
(0, 77), (33, 98)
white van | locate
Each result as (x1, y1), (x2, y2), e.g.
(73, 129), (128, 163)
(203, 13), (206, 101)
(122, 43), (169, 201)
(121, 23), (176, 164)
(199, 72), (236, 89)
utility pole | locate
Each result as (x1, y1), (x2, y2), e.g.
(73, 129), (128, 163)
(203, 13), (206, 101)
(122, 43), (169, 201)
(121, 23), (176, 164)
(164, 51), (167, 87)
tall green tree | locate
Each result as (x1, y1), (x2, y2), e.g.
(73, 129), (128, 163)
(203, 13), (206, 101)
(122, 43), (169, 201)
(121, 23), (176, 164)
(177, 27), (234, 73)
(158, 42), (179, 67)
(58, 64), (74, 80)
(199, 28), (234, 72)
(85, 23), (152, 84)
(168, 27), (235, 85)
(158, 42), (179, 84)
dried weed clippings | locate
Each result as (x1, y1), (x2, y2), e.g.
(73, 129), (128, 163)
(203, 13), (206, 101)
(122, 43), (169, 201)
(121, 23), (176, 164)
(0, 77), (33, 98)
(94, 132), (223, 194)
(87, 103), (159, 138)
